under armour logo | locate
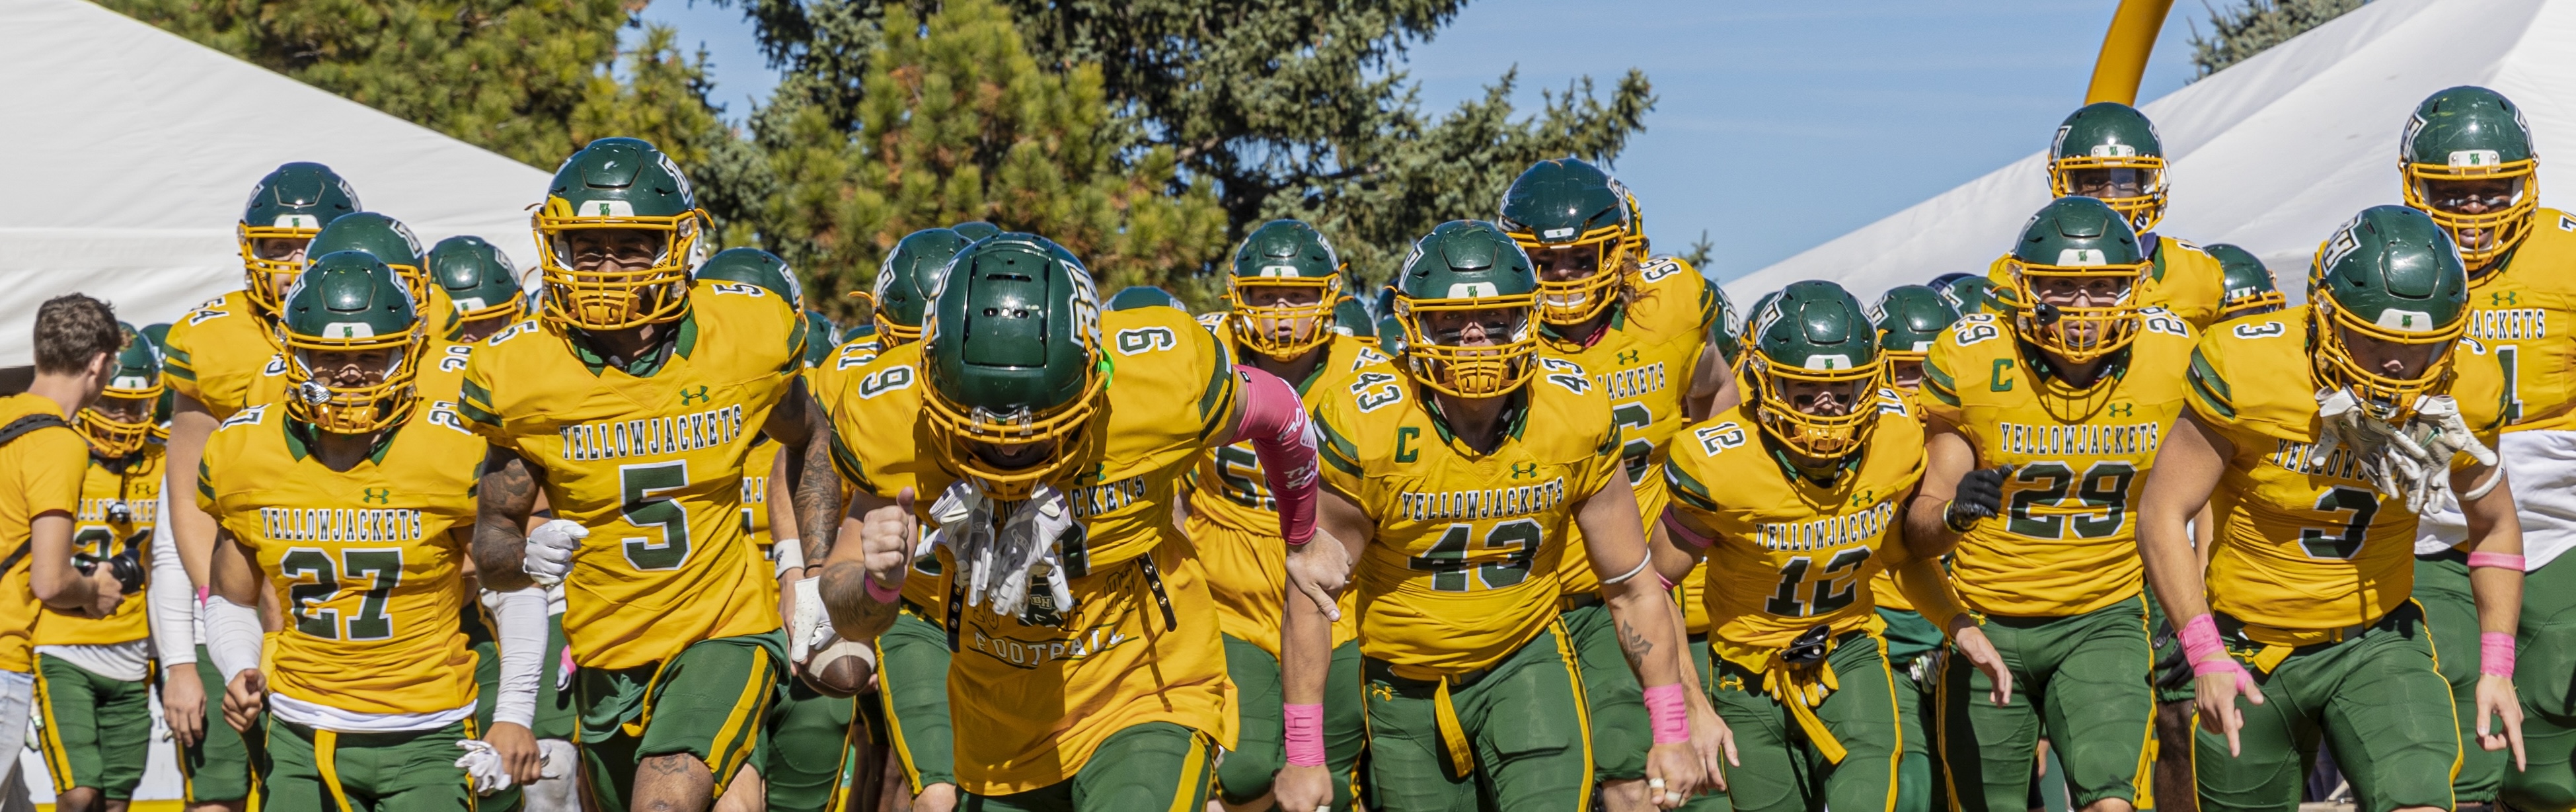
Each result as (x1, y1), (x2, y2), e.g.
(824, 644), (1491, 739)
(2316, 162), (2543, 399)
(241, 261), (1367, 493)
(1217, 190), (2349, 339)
(1617, 349), (1641, 366)
(1510, 462), (1538, 479)
(361, 487), (391, 505)
(1850, 491), (1874, 508)
(679, 386), (711, 406)
(2493, 291), (2521, 307)
(2109, 403), (2135, 418)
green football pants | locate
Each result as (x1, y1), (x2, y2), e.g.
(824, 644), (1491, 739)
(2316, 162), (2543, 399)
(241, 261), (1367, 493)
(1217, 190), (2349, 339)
(1938, 595), (2155, 812)
(2194, 603), (2460, 812)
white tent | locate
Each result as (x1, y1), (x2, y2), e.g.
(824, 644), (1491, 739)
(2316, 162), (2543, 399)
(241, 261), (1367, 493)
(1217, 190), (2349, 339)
(1729, 0), (2576, 305)
(0, 0), (552, 365)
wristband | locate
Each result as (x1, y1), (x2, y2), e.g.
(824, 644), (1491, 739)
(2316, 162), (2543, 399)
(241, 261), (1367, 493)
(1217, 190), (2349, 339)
(773, 540), (806, 579)
(2468, 551), (2525, 571)
(1661, 510), (1713, 550)
(2178, 614), (2227, 667)
(2483, 631), (2517, 678)
(864, 576), (903, 603)
(1283, 703), (1327, 766)
(196, 585), (209, 605)
(1942, 501), (1976, 534)
(1643, 683), (1691, 745)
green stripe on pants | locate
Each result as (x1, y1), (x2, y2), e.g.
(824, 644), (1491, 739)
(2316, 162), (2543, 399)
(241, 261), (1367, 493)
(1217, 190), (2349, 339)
(2193, 603), (2458, 812)
(1363, 623), (1593, 812)
(2505, 552), (2576, 811)
(35, 654), (153, 799)
(1707, 631), (1901, 812)
(2414, 550), (2503, 804)
(1937, 595), (2155, 812)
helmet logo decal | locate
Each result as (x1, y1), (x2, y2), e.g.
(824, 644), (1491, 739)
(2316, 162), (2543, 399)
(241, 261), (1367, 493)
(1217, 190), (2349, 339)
(2377, 309), (2433, 330)
(110, 375), (150, 389)
(1541, 227), (1577, 239)
(273, 215), (321, 229)
(2089, 144), (2138, 158)
(1447, 282), (1499, 298)
(1258, 264), (1303, 278)
(2449, 149), (2503, 167)
(579, 200), (636, 218)
(1801, 354), (1853, 370)
(324, 322), (377, 339)
(1911, 340), (1934, 352)
(2056, 248), (2109, 266)
(452, 297), (488, 313)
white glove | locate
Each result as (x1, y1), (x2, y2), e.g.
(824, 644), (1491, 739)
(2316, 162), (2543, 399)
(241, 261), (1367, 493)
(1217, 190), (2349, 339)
(788, 576), (831, 665)
(454, 739), (517, 795)
(995, 487), (1077, 620)
(522, 520), (587, 586)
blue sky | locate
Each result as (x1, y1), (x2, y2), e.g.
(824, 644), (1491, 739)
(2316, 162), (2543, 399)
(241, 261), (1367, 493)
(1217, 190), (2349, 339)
(637, 0), (2208, 280)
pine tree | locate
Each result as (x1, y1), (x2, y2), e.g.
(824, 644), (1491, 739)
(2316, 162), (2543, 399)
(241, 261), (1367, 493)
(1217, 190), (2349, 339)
(745, 0), (1230, 317)
(2189, 0), (2367, 78)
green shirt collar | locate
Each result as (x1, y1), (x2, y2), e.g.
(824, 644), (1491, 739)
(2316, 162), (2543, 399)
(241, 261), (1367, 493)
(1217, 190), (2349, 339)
(1423, 387), (1530, 453)
(284, 417), (400, 466)
(569, 308), (699, 378)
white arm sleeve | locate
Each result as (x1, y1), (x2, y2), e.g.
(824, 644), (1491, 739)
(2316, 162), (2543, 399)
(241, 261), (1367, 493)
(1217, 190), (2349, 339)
(147, 491), (200, 668)
(201, 596), (264, 684)
(480, 587), (548, 729)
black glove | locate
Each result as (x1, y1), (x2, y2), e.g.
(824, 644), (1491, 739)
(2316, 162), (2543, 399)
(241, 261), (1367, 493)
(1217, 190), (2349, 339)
(1946, 466), (2015, 532)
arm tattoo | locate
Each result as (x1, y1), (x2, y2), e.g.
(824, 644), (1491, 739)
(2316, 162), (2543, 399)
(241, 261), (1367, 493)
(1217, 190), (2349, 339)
(819, 560), (900, 641)
(471, 449), (543, 592)
(790, 390), (841, 564)
(1616, 618), (1657, 676)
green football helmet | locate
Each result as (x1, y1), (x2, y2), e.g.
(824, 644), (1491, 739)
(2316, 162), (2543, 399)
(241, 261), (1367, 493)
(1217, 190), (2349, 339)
(534, 138), (708, 330)
(1226, 220), (1344, 359)
(426, 236), (525, 327)
(1705, 278), (1743, 366)
(1930, 273), (1996, 316)
(1334, 296), (1376, 339)
(949, 221), (1003, 243)
(309, 212), (428, 309)
(238, 163), (361, 317)
(2400, 86), (2538, 270)
(1737, 290), (1782, 346)
(277, 251), (428, 434)
(1390, 220), (1541, 398)
(874, 228), (971, 346)
(1998, 197), (2150, 363)
(2049, 102), (2168, 233)
(2310, 205), (2471, 421)
(2205, 243), (2284, 319)
(919, 233), (1106, 499)
(76, 323), (165, 458)
(1497, 158), (1634, 326)
(1872, 284), (1961, 372)
(138, 323), (175, 434)
(693, 248), (805, 306)
(1746, 280), (1885, 458)
(1108, 286), (1187, 311)
(804, 311), (837, 368)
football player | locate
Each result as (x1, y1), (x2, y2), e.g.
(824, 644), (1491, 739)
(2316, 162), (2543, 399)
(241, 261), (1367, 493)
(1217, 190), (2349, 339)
(2394, 86), (2576, 811)
(1652, 280), (2008, 812)
(809, 227), (967, 812)
(2009, 102), (2229, 329)
(29, 322), (158, 812)
(1864, 282), (1963, 810)
(688, 247), (872, 812)
(6, 296), (124, 812)
(198, 252), (545, 810)
(820, 232), (1324, 811)
(1271, 220), (1707, 811)
(1184, 220), (1373, 811)
(159, 162), (358, 812)
(459, 138), (843, 812)
(1108, 286), (1188, 312)
(2139, 204), (2524, 811)
(1930, 274), (1998, 318)
(2205, 245), (2285, 321)
(428, 236), (529, 345)
(1909, 196), (2197, 812)
(1501, 160), (1735, 811)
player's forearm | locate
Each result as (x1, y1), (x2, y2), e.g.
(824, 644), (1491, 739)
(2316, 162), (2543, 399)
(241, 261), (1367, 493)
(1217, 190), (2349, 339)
(1280, 576), (1335, 705)
(29, 515), (100, 611)
(790, 407), (841, 564)
(482, 587), (548, 729)
(2461, 468), (2524, 636)
(2139, 413), (2227, 624)
(166, 405), (221, 587)
(147, 516), (198, 666)
(1604, 579), (1686, 688)
(470, 450), (541, 592)
(1889, 553), (1969, 632)
(818, 563), (899, 643)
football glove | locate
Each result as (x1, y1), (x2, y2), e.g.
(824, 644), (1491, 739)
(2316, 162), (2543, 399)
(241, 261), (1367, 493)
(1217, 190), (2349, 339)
(522, 520), (587, 586)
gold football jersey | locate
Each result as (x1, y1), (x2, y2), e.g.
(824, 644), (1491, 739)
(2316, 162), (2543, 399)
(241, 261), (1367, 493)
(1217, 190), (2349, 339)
(1538, 255), (1725, 597)
(32, 446), (163, 647)
(416, 334), (482, 406)
(0, 394), (90, 672)
(2450, 208), (2576, 432)
(1919, 307), (2197, 617)
(806, 332), (888, 420)
(826, 307), (1243, 796)
(1183, 334), (1381, 658)
(1313, 354), (1624, 679)
(1985, 235), (2228, 331)
(198, 402), (486, 715)
(459, 284), (805, 669)
(162, 292), (287, 420)
(1664, 396), (1926, 648)
(2189, 307), (2508, 635)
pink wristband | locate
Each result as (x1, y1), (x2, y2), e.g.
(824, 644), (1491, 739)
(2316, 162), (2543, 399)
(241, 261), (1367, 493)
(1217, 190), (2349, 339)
(2468, 552), (2526, 571)
(196, 586), (209, 605)
(1283, 703), (1327, 766)
(1661, 510), (1713, 550)
(2483, 631), (2517, 678)
(2179, 614), (2227, 667)
(864, 577), (903, 603)
(1642, 683), (1691, 745)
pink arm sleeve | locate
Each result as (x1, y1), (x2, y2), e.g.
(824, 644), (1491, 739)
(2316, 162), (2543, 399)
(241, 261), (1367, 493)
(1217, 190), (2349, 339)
(1235, 365), (1319, 545)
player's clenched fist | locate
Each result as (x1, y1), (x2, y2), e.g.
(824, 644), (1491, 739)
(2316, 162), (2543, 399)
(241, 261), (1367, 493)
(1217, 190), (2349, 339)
(858, 487), (921, 592)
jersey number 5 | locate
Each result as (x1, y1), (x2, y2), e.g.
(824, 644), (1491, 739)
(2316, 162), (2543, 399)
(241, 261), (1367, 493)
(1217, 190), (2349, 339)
(621, 461), (694, 569)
